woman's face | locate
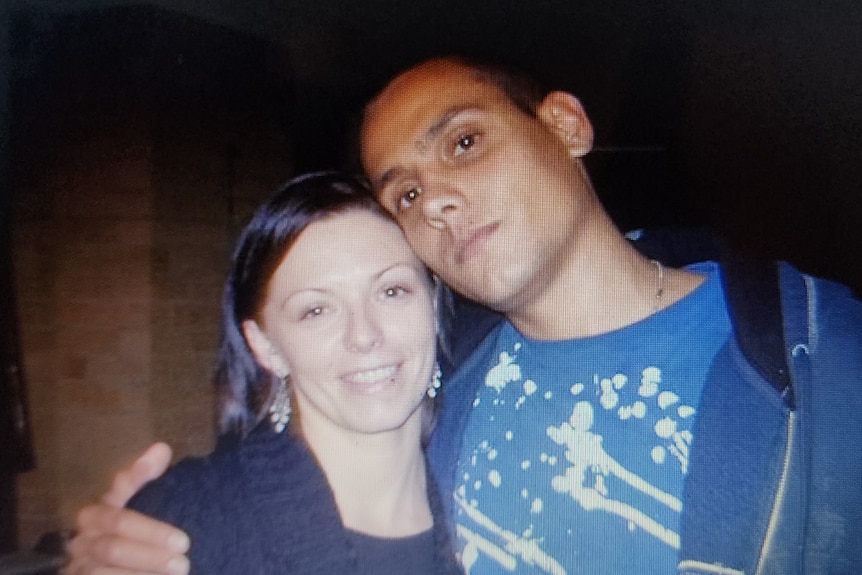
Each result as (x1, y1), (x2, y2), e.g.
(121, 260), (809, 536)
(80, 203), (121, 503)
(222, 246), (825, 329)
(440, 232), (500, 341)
(245, 210), (437, 439)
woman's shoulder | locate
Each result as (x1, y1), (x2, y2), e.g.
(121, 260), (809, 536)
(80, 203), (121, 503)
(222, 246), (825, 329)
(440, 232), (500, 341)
(126, 436), (245, 523)
(126, 425), (323, 519)
(133, 426), (358, 572)
(124, 426), (337, 572)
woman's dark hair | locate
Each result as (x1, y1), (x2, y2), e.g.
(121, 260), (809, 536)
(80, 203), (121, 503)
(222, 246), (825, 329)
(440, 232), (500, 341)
(215, 172), (389, 437)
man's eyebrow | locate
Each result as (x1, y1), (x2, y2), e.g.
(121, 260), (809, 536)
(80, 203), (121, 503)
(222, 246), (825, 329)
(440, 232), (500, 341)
(374, 105), (479, 190)
(422, 105), (475, 146)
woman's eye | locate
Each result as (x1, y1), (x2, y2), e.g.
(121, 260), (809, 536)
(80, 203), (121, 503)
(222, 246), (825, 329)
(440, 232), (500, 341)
(302, 307), (324, 320)
(384, 286), (408, 298)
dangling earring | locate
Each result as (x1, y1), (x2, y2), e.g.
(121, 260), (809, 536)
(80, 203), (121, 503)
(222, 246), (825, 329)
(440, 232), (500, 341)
(427, 363), (442, 398)
(269, 374), (291, 433)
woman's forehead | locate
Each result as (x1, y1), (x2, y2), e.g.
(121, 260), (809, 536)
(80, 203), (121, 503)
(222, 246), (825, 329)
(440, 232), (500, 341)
(284, 210), (418, 271)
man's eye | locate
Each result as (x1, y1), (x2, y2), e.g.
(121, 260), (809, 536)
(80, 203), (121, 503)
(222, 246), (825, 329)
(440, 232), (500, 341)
(398, 187), (421, 211)
(454, 134), (477, 155)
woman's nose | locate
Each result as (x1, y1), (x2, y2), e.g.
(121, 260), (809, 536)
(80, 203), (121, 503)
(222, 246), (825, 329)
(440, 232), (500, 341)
(344, 308), (383, 353)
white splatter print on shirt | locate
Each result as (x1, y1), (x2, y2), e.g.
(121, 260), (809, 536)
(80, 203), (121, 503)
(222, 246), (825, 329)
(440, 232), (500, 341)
(452, 264), (732, 575)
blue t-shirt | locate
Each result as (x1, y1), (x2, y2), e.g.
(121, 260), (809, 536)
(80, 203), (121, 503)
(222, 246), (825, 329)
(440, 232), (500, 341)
(452, 263), (731, 574)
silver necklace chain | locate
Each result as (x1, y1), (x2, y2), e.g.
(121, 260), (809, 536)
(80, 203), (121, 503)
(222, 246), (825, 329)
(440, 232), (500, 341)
(651, 259), (665, 312)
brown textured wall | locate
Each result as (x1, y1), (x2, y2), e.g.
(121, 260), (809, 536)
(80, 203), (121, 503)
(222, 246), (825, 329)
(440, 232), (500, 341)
(10, 6), (292, 546)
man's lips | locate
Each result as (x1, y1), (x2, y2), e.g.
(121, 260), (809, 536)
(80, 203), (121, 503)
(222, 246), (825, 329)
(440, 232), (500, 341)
(455, 222), (499, 264)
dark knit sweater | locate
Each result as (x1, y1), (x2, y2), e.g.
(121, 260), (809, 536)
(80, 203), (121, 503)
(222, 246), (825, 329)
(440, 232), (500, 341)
(128, 425), (463, 575)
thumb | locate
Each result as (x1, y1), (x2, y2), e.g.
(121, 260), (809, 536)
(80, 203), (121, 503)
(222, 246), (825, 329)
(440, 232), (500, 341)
(101, 442), (173, 507)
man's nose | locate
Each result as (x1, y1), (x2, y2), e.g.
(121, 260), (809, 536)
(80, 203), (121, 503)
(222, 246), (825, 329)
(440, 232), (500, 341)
(419, 174), (466, 230)
(344, 308), (383, 353)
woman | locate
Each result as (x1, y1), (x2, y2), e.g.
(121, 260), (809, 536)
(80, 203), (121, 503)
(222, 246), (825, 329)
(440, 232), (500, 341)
(123, 173), (461, 574)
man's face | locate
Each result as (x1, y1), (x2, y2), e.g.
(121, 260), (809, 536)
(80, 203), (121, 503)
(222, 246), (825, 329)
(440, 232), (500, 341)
(361, 59), (593, 313)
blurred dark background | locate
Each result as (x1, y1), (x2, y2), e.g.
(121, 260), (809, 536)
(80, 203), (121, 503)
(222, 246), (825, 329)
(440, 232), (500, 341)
(7, 0), (862, 288)
(4, 0), (861, 287)
(0, 0), (860, 562)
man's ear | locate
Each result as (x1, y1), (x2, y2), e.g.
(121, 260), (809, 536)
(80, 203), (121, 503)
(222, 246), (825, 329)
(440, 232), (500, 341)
(242, 319), (289, 378)
(537, 91), (594, 158)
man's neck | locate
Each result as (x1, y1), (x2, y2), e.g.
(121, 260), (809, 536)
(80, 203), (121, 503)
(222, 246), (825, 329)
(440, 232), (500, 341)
(507, 226), (704, 340)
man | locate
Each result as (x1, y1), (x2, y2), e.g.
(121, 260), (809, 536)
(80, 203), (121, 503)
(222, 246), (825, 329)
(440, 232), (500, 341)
(65, 56), (862, 574)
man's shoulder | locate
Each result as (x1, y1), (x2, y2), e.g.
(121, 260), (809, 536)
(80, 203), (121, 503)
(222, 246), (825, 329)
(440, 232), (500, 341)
(722, 260), (862, 404)
(798, 266), (862, 314)
(789, 265), (862, 363)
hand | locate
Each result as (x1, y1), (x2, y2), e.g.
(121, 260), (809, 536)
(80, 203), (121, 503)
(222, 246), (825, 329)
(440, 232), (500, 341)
(64, 443), (191, 575)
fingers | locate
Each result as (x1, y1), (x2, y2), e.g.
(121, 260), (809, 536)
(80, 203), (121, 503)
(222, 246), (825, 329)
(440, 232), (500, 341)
(64, 568), (165, 575)
(102, 443), (173, 508)
(61, 563), (164, 575)
(75, 504), (190, 553)
(66, 506), (190, 575)
(64, 552), (188, 575)
(64, 442), (189, 575)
